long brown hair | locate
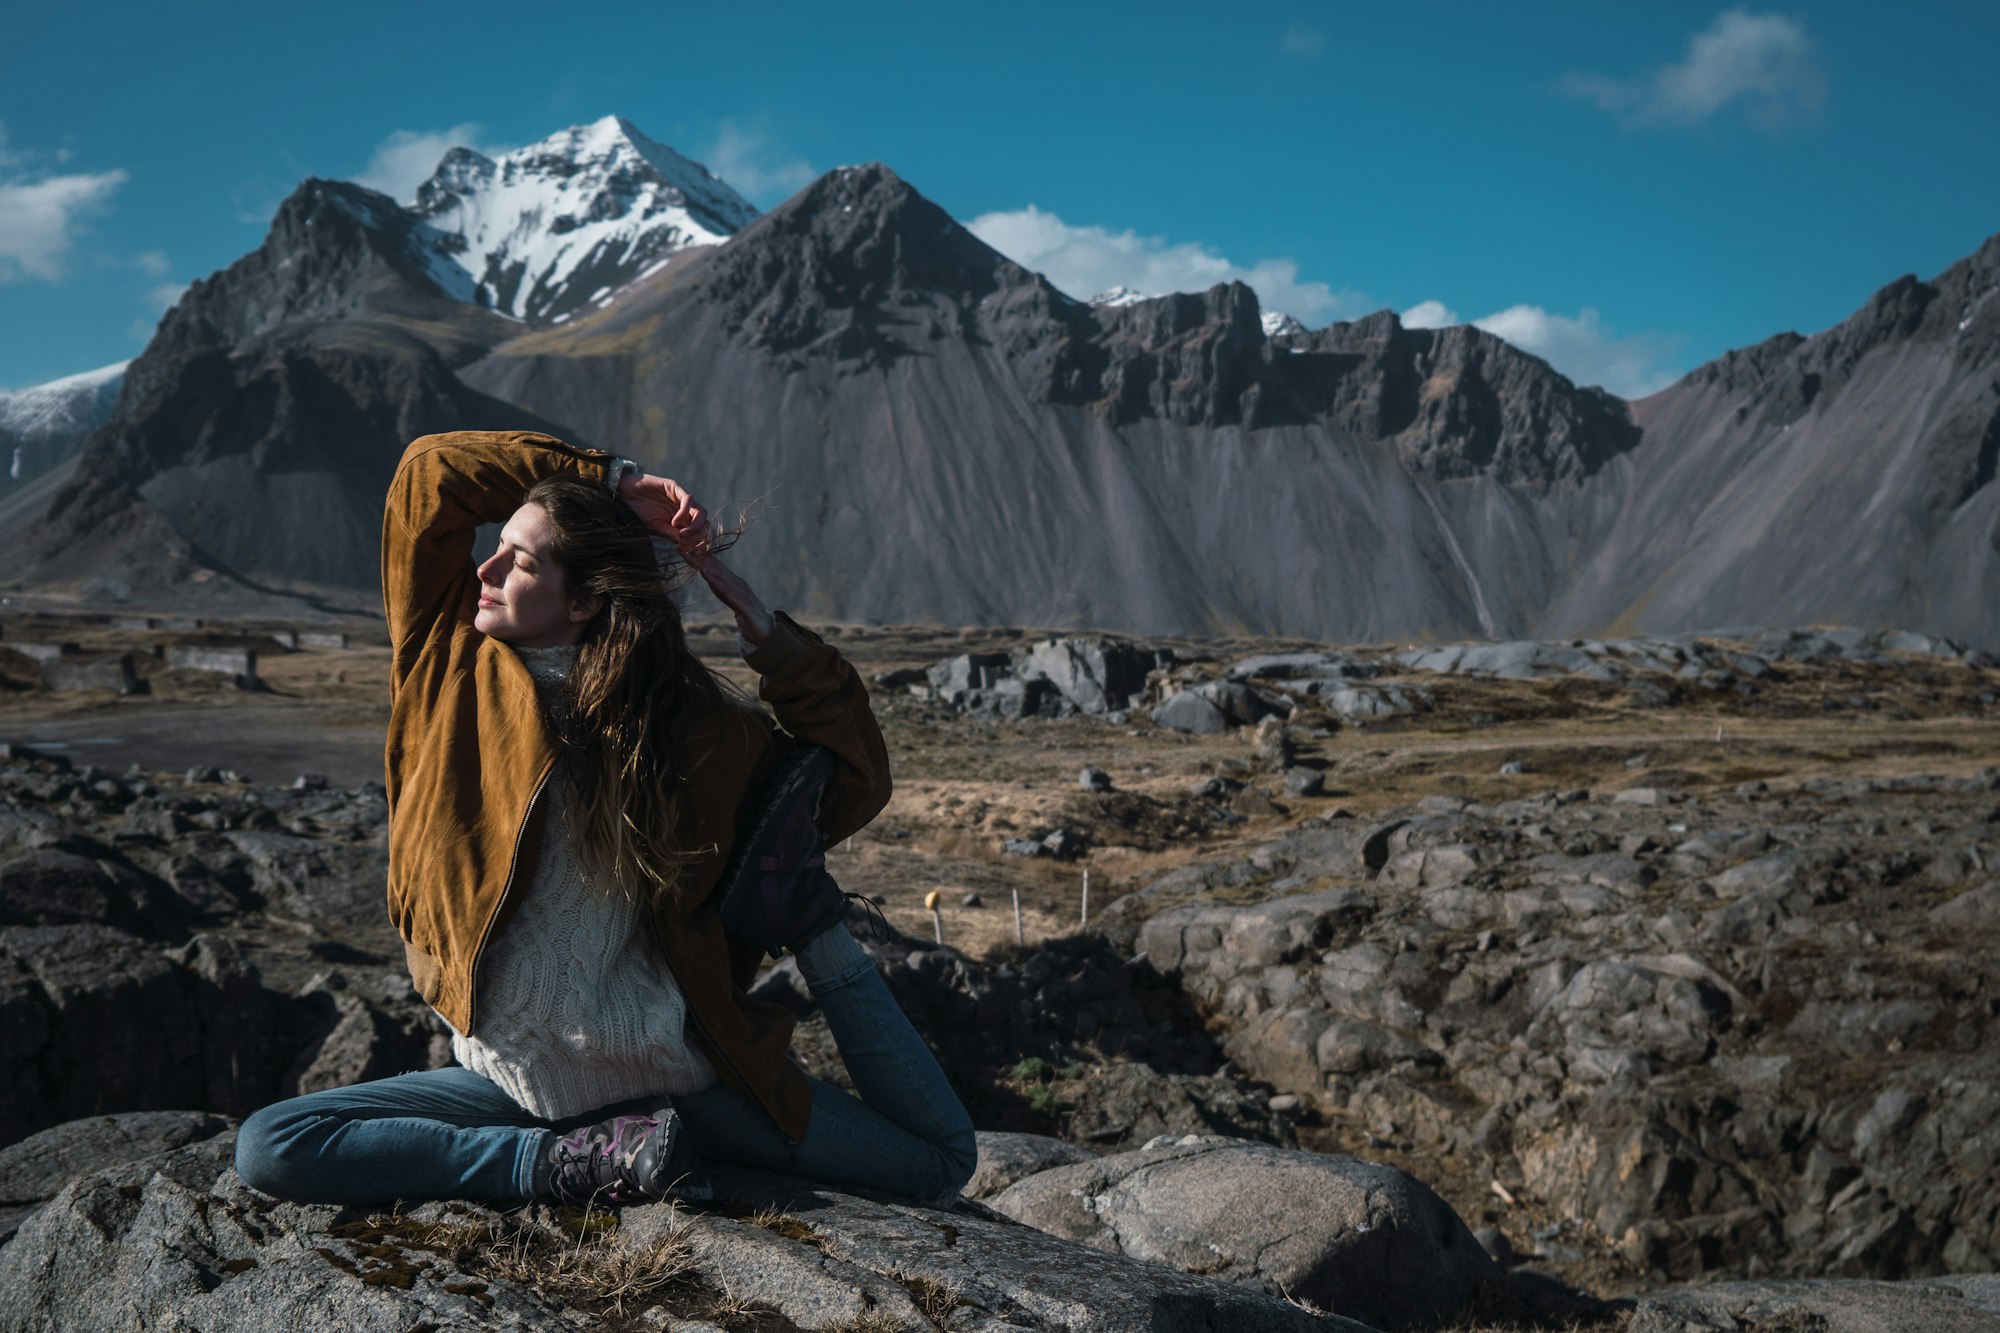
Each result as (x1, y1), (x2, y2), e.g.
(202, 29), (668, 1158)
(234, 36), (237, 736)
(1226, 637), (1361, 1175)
(522, 476), (756, 902)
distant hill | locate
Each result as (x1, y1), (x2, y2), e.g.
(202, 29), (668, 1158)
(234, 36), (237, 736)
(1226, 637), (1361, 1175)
(8, 119), (1996, 646)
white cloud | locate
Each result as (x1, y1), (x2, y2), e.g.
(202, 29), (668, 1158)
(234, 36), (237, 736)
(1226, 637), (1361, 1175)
(1475, 304), (1681, 398)
(134, 249), (170, 276)
(1560, 9), (1824, 130)
(0, 165), (128, 282)
(1401, 296), (1680, 396)
(1279, 24), (1325, 57)
(146, 281), (188, 312)
(353, 123), (512, 203)
(1401, 299), (1461, 329)
(701, 122), (816, 205)
(967, 204), (1366, 326)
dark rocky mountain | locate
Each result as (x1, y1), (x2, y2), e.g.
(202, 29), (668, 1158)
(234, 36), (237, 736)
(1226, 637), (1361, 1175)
(7, 120), (1996, 646)
(20, 179), (562, 602)
(1539, 231), (2000, 645)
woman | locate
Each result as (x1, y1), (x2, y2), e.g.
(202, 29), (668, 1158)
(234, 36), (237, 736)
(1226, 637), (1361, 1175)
(235, 429), (975, 1209)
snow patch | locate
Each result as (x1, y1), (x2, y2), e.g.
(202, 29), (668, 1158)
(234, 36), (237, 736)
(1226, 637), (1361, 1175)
(0, 361), (128, 437)
(1089, 285), (1149, 307)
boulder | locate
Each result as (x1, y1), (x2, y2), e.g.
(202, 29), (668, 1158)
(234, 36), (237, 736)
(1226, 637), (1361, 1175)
(1629, 1276), (2000, 1332)
(1929, 880), (2000, 927)
(1061, 1063), (1299, 1149)
(1152, 688), (1229, 734)
(0, 1109), (230, 1242)
(990, 1136), (1496, 1329)
(0, 924), (208, 1146)
(966, 1130), (1097, 1199)
(1012, 637), (1165, 715)
(1227, 652), (1371, 682)
(221, 830), (389, 924)
(0, 848), (185, 935)
(926, 651), (1013, 703)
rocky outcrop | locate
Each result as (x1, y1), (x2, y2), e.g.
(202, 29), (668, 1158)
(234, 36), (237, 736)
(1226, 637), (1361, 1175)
(1629, 1276), (2000, 1332)
(1123, 765), (2000, 1283)
(0, 752), (449, 1147)
(0, 1130), (1354, 1332)
(0, 1109), (230, 1243)
(1279, 310), (1641, 485)
(990, 1135), (1499, 1330)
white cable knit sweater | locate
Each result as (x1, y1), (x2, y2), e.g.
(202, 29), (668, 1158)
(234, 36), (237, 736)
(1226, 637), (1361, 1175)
(450, 644), (717, 1119)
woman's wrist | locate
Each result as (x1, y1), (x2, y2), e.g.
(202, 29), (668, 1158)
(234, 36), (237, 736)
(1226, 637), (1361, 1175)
(737, 604), (776, 644)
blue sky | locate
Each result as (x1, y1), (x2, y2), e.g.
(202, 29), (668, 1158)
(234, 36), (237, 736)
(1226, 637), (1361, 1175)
(4, 2), (1997, 397)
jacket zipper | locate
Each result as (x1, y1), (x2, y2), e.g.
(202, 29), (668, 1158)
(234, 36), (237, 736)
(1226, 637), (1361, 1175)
(656, 918), (802, 1146)
(466, 758), (554, 1036)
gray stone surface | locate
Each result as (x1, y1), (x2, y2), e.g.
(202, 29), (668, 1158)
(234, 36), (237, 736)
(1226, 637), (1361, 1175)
(1630, 1276), (2000, 1331)
(0, 1136), (1355, 1333)
(0, 1109), (230, 1243)
(1151, 689), (1229, 734)
(967, 1131), (1097, 1200)
(990, 1136), (1495, 1330)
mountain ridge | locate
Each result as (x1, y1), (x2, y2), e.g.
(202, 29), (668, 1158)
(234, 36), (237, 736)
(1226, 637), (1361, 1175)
(7, 117), (1995, 646)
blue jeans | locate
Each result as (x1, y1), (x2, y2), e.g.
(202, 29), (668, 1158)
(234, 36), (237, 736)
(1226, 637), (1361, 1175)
(235, 933), (976, 1206)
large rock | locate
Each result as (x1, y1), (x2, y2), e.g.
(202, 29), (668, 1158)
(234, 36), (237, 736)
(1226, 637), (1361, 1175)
(0, 925), (208, 1146)
(221, 829), (388, 925)
(967, 1130), (1098, 1199)
(1151, 688), (1230, 734)
(1012, 637), (1168, 715)
(1630, 1276), (2000, 1331)
(0, 848), (188, 936)
(989, 1136), (1497, 1329)
(0, 1109), (232, 1243)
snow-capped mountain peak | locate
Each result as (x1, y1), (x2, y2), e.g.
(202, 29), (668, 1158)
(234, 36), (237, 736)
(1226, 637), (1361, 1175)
(403, 116), (761, 327)
(1089, 285), (1149, 307)
(1, 360), (127, 484)
(1262, 310), (1308, 339)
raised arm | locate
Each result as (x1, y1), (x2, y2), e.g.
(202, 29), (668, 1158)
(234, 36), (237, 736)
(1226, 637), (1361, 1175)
(744, 613), (894, 845)
(611, 471), (893, 841)
(380, 430), (612, 676)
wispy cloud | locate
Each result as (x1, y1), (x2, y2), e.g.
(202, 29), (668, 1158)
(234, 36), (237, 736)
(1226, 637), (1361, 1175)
(1403, 297), (1681, 398)
(1560, 9), (1824, 130)
(134, 249), (171, 277)
(967, 204), (1367, 326)
(146, 281), (188, 312)
(1279, 24), (1325, 57)
(1401, 299), (1460, 329)
(353, 123), (514, 203)
(701, 122), (816, 206)
(0, 123), (128, 282)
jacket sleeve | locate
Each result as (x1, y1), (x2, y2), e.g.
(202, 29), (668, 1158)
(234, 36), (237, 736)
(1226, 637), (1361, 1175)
(380, 430), (612, 685)
(741, 611), (894, 844)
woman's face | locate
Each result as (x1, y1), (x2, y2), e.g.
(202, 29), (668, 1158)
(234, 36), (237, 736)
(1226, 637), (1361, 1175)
(472, 503), (594, 647)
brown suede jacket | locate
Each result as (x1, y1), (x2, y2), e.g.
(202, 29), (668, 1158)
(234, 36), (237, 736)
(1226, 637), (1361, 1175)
(380, 430), (892, 1142)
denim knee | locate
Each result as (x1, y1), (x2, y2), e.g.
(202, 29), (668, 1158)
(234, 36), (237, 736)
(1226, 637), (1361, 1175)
(234, 1101), (306, 1199)
(936, 1112), (976, 1184)
(929, 1124), (979, 1201)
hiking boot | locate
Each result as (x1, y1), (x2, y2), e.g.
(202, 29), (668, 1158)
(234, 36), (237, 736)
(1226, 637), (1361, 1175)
(542, 1108), (685, 1209)
(717, 744), (851, 953)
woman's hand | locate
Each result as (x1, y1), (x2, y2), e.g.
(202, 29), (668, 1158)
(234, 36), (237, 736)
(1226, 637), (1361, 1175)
(615, 471), (772, 642)
(617, 472), (713, 557)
